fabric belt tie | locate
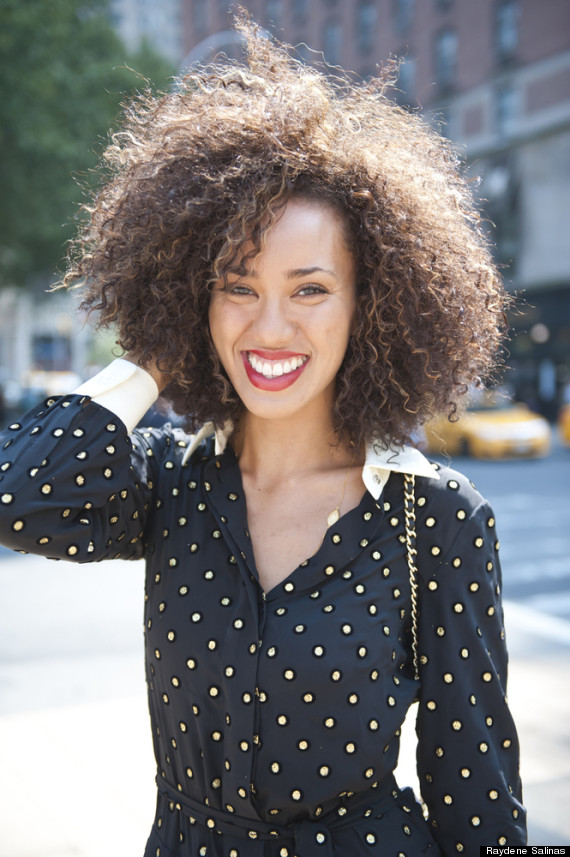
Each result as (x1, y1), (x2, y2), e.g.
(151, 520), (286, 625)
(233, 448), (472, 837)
(156, 772), (407, 856)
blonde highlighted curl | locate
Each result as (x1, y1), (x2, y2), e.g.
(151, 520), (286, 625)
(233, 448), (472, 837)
(66, 14), (508, 449)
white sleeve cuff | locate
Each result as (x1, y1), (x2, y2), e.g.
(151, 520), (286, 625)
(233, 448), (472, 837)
(73, 359), (160, 434)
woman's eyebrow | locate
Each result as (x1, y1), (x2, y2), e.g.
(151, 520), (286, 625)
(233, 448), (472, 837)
(227, 265), (337, 279)
(286, 266), (337, 279)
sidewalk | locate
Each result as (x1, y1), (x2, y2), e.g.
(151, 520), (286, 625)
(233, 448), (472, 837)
(499, 603), (570, 845)
(396, 600), (570, 846)
(0, 692), (156, 857)
(0, 559), (569, 854)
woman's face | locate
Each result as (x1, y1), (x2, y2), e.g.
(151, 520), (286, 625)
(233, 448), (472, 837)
(208, 196), (357, 424)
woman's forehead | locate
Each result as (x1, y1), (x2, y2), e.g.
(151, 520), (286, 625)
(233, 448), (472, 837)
(223, 197), (352, 271)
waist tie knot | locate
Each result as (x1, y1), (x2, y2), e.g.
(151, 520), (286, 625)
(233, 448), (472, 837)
(156, 772), (410, 856)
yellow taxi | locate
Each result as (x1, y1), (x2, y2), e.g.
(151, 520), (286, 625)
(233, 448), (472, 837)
(423, 389), (551, 459)
(558, 403), (570, 447)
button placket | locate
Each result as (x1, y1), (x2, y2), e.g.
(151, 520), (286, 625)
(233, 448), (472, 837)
(202, 453), (268, 817)
(249, 583), (268, 802)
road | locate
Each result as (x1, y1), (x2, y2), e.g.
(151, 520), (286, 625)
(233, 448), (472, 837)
(0, 442), (568, 855)
(429, 441), (570, 847)
(461, 444), (570, 616)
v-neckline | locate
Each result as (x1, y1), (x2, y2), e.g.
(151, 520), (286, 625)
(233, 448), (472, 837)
(203, 446), (387, 600)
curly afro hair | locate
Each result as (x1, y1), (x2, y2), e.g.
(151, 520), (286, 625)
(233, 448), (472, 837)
(65, 14), (508, 449)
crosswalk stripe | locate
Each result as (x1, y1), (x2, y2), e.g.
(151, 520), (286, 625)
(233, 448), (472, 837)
(504, 599), (570, 645)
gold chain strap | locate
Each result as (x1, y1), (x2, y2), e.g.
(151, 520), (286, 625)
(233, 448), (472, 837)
(403, 474), (420, 682)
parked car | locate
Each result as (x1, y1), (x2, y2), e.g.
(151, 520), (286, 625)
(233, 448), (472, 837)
(558, 403), (570, 447)
(423, 390), (551, 459)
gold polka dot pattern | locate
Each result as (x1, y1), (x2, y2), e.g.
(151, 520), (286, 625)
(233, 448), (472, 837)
(0, 395), (526, 855)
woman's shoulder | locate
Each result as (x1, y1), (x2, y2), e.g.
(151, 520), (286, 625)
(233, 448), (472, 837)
(410, 460), (497, 576)
(415, 459), (491, 520)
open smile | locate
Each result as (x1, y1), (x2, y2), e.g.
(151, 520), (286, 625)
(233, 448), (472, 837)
(242, 350), (310, 390)
(247, 351), (308, 378)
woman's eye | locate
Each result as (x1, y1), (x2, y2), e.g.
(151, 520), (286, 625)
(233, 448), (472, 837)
(297, 284), (327, 297)
(228, 284), (254, 296)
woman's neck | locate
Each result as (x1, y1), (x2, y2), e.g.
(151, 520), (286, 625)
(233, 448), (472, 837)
(232, 411), (358, 486)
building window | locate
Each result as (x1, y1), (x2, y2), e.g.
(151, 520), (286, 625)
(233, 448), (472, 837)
(194, 0), (209, 36)
(480, 157), (520, 268)
(218, 1), (231, 21)
(495, 82), (518, 137)
(396, 56), (416, 105)
(109, 1), (122, 28)
(434, 28), (457, 91)
(393, 0), (415, 34)
(431, 105), (451, 138)
(323, 20), (342, 66)
(496, 0), (519, 63)
(265, 0), (283, 32)
(32, 335), (72, 373)
(357, 1), (377, 54)
(293, 0), (308, 24)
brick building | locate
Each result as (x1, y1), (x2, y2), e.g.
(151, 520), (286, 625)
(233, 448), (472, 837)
(180, 0), (570, 418)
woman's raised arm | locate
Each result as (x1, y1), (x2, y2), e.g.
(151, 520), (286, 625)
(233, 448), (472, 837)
(0, 360), (164, 562)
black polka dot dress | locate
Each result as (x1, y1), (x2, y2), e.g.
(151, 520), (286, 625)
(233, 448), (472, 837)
(0, 396), (527, 856)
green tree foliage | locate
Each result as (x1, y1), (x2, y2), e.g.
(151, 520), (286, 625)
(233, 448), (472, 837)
(0, 0), (175, 288)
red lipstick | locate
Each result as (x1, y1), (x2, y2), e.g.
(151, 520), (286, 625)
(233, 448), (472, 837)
(242, 351), (309, 391)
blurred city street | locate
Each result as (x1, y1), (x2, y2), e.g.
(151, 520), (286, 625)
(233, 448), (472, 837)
(399, 438), (570, 848)
(2, 0), (570, 854)
(0, 442), (568, 855)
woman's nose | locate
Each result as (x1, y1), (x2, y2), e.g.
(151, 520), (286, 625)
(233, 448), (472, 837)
(250, 298), (296, 344)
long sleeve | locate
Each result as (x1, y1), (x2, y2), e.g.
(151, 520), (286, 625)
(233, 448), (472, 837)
(72, 358), (159, 434)
(0, 394), (158, 561)
(414, 470), (526, 855)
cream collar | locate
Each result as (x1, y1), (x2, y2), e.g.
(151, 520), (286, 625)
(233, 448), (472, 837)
(181, 421), (439, 499)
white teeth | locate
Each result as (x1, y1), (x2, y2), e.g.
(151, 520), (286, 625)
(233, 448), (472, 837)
(248, 353), (307, 378)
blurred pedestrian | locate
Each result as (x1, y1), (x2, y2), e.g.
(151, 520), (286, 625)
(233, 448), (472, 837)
(0, 16), (525, 856)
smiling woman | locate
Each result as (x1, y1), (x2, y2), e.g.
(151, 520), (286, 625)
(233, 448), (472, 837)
(62, 15), (507, 450)
(208, 198), (356, 420)
(0, 12), (526, 857)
